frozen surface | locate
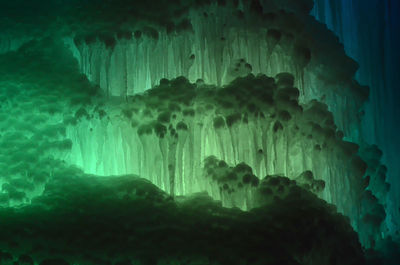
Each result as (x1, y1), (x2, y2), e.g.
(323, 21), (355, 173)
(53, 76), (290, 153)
(312, 0), (400, 235)
(0, 175), (366, 265)
(0, 0), (398, 262)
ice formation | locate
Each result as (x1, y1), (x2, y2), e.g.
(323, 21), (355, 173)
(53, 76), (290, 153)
(65, 73), (369, 229)
(0, 0), (399, 264)
(312, 0), (400, 237)
(67, 1), (367, 141)
(0, 175), (366, 265)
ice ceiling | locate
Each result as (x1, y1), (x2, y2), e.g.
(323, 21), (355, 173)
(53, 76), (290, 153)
(0, 0), (399, 264)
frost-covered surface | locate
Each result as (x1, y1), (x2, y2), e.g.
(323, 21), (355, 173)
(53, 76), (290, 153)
(0, 175), (366, 265)
(0, 38), (98, 206)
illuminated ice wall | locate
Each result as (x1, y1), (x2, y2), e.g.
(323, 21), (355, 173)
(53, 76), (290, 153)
(0, 0), (399, 264)
(60, 0), (394, 246)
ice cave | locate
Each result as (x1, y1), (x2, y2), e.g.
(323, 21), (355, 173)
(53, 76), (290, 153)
(0, 0), (399, 264)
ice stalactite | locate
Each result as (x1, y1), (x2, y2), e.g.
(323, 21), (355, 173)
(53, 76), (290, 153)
(68, 1), (367, 142)
(312, 0), (400, 239)
(0, 1), (398, 264)
(65, 74), (371, 237)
